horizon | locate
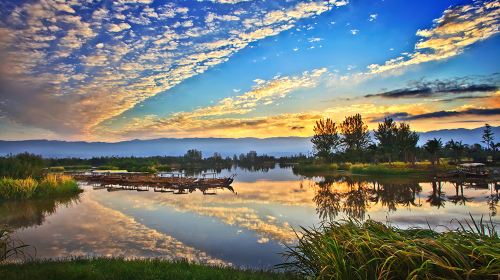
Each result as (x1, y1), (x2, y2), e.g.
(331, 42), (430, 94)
(0, 0), (499, 142)
(1, 125), (498, 143)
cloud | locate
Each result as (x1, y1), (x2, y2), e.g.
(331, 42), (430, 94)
(107, 22), (131, 32)
(365, 76), (499, 99)
(0, 1), (348, 139)
(101, 69), (327, 139)
(367, 1), (500, 74)
(377, 108), (500, 121)
(368, 14), (378, 22)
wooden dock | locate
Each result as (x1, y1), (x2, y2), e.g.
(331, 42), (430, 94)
(72, 172), (234, 189)
(89, 182), (234, 195)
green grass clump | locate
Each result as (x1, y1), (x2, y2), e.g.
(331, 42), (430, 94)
(280, 217), (500, 279)
(293, 163), (338, 174)
(0, 174), (81, 200)
(349, 162), (454, 176)
(0, 258), (296, 280)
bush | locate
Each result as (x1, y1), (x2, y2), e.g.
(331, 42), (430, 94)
(280, 218), (500, 279)
(0, 175), (80, 201)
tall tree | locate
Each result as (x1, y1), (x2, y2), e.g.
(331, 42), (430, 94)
(340, 114), (370, 156)
(424, 138), (443, 166)
(396, 123), (419, 163)
(374, 118), (398, 163)
(482, 124), (495, 150)
(311, 118), (340, 161)
(184, 149), (202, 164)
(445, 139), (465, 164)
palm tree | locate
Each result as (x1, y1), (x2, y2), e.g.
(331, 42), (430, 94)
(424, 138), (443, 166)
(445, 139), (466, 164)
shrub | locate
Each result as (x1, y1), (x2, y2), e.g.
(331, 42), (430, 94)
(280, 218), (500, 279)
(0, 175), (80, 201)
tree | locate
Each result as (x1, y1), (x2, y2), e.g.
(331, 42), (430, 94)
(374, 118), (398, 163)
(482, 124), (495, 150)
(396, 123), (419, 163)
(482, 123), (495, 161)
(445, 139), (465, 164)
(184, 149), (202, 164)
(311, 118), (340, 161)
(424, 138), (442, 166)
(340, 114), (370, 159)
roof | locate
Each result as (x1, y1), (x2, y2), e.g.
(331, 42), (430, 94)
(459, 163), (485, 167)
(91, 170), (129, 173)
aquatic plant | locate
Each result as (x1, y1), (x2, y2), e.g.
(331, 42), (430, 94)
(279, 217), (500, 279)
(0, 175), (80, 201)
(0, 228), (30, 263)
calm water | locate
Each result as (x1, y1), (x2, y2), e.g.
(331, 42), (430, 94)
(2, 166), (499, 268)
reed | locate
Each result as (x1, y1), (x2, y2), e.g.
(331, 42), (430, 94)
(0, 228), (30, 263)
(0, 175), (80, 201)
(279, 217), (500, 279)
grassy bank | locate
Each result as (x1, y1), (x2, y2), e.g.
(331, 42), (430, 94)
(0, 174), (81, 200)
(349, 161), (454, 176)
(280, 218), (500, 280)
(0, 258), (295, 280)
(293, 161), (455, 176)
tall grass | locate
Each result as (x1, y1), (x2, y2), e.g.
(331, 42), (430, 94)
(0, 174), (80, 200)
(279, 217), (500, 279)
(0, 228), (30, 263)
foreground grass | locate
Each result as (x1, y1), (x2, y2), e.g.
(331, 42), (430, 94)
(0, 174), (81, 200)
(0, 258), (296, 280)
(280, 218), (500, 280)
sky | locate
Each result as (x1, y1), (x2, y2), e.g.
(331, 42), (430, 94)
(0, 0), (499, 141)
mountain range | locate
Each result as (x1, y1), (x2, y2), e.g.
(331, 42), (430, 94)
(0, 126), (498, 158)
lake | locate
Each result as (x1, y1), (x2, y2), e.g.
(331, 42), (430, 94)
(2, 166), (499, 268)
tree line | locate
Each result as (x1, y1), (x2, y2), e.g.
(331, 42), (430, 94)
(311, 114), (498, 164)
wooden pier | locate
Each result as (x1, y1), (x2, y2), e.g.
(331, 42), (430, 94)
(89, 182), (234, 195)
(72, 171), (235, 190)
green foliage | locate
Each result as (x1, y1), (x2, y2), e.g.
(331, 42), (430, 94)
(0, 258), (295, 280)
(311, 118), (340, 160)
(0, 175), (80, 201)
(280, 218), (500, 280)
(424, 138), (443, 165)
(482, 123), (495, 151)
(340, 114), (371, 154)
(349, 162), (453, 175)
(0, 153), (44, 179)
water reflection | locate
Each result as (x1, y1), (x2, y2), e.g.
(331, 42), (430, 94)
(0, 195), (81, 230)
(312, 175), (499, 221)
(1, 166), (499, 267)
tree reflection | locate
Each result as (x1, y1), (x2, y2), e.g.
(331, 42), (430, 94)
(447, 181), (471, 206)
(313, 176), (499, 221)
(427, 180), (446, 208)
(0, 195), (81, 230)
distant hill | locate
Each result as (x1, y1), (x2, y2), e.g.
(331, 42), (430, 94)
(0, 126), (498, 158)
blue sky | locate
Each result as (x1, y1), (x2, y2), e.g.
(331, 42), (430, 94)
(0, 0), (499, 140)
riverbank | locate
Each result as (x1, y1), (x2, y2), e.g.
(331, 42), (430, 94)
(293, 161), (455, 176)
(0, 258), (296, 280)
(0, 174), (81, 200)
